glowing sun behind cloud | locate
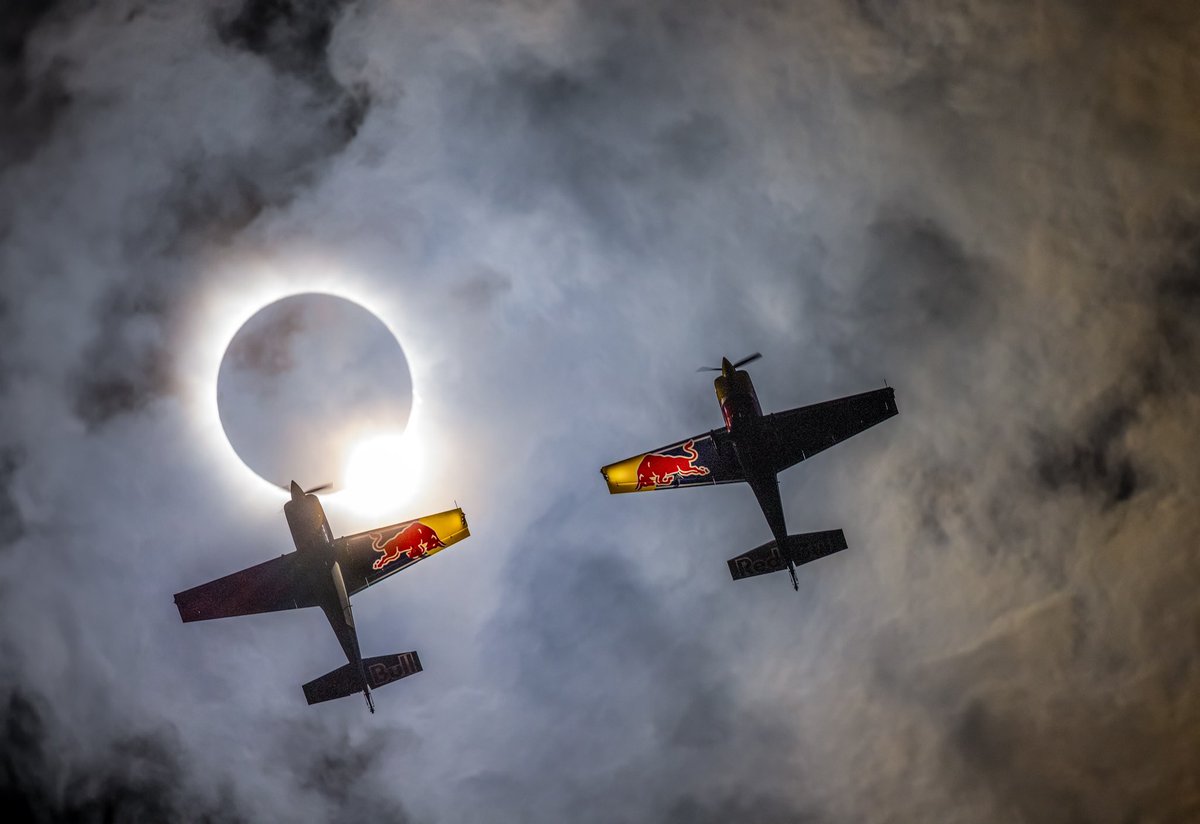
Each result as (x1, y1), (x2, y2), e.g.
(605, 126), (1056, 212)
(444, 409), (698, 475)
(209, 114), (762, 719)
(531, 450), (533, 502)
(342, 431), (427, 514)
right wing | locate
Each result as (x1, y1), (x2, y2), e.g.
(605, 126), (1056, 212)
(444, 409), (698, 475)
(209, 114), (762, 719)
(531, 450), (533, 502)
(335, 508), (470, 598)
(175, 552), (317, 622)
(602, 431), (744, 494)
(761, 387), (897, 475)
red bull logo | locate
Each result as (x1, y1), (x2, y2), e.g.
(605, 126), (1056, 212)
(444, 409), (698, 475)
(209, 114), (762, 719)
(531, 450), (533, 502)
(635, 439), (710, 490)
(370, 522), (445, 571)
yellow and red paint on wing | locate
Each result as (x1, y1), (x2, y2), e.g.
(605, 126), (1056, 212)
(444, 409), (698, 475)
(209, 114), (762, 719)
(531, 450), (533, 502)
(370, 522), (445, 570)
(364, 509), (469, 572)
(602, 439), (711, 493)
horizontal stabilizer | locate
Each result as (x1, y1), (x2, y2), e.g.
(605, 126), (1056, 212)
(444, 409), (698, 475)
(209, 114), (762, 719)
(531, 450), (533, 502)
(363, 651), (424, 689)
(727, 529), (847, 581)
(302, 651), (423, 706)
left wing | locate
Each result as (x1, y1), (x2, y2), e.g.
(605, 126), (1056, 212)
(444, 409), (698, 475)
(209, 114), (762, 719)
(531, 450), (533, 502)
(335, 509), (469, 597)
(602, 431), (744, 494)
(760, 387), (897, 475)
(175, 552), (317, 622)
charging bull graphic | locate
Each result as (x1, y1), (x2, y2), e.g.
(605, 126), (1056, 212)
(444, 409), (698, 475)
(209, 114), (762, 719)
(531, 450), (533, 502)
(635, 439), (710, 490)
(371, 522), (446, 571)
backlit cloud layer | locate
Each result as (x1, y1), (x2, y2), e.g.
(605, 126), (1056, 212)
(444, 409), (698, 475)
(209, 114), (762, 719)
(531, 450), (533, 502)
(2, 2), (1198, 822)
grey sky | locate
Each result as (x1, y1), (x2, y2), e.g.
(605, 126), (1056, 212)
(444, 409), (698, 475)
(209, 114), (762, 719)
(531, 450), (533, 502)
(2, 1), (1199, 822)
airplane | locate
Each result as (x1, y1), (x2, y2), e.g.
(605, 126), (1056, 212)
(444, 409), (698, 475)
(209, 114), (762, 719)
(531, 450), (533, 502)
(600, 354), (897, 590)
(174, 481), (469, 712)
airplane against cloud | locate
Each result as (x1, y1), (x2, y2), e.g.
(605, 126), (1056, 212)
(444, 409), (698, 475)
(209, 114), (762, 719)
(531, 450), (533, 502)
(601, 354), (897, 590)
(174, 482), (469, 712)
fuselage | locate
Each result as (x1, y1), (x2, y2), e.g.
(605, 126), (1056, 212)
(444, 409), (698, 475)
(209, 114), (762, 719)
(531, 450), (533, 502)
(284, 488), (334, 559)
(714, 357), (763, 432)
(283, 483), (362, 671)
(714, 359), (788, 545)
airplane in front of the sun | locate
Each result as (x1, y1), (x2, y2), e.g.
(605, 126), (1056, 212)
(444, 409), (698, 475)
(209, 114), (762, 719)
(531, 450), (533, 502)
(601, 354), (897, 591)
(174, 482), (469, 712)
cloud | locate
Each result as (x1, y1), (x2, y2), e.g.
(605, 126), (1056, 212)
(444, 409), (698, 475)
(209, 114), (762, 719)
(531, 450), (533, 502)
(0, 688), (245, 822)
(0, 1), (71, 171)
(1, 1), (1199, 822)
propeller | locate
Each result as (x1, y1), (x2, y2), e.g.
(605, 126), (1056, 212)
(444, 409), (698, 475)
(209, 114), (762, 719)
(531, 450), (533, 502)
(697, 352), (762, 373)
(281, 481), (334, 498)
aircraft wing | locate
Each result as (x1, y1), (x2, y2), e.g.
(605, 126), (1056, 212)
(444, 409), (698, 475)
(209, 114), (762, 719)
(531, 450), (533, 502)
(335, 508), (469, 598)
(175, 552), (317, 622)
(762, 387), (897, 475)
(602, 431), (744, 494)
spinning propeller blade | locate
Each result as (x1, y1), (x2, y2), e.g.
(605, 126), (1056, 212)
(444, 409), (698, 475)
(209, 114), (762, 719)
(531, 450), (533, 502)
(282, 481), (334, 502)
(698, 352), (762, 372)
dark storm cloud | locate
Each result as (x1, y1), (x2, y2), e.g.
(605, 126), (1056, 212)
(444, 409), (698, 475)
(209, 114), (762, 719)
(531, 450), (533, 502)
(860, 214), (994, 336)
(72, 284), (174, 429)
(0, 449), (23, 551)
(1149, 223), (1200, 380)
(2, 0), (1200, 822)
(1034, 400), (1139, 507)
(1, 0), (384, 817)
(793, 207), (1001, 392)
(475, 515), (818, 824)
(43, 0), (371, 428)
(219, 0), (355, 87)
(0, 689), (244, 823)
(442, 5), (743, 256)
(881, 585), (1200, 824)
(212, 0), (370, 196)
(1032, 223), (1200, 510)
(0, 1), (70, 169)
(270, 719), (419, 822)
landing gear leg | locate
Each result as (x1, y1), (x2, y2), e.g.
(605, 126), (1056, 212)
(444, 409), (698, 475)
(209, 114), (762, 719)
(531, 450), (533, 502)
(364, 689), (375, 714)
(788, 559), (798, 592)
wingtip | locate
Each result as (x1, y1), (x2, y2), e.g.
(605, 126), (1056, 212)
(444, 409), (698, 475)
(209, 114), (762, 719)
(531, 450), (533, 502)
(174, 599), (196, 623)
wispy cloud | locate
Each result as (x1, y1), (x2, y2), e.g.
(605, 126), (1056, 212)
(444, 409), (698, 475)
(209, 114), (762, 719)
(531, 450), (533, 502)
(2, 1), (1198, 822)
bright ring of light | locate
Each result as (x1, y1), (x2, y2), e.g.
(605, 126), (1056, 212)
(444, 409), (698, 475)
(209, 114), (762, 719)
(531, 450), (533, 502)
(177, 254), (426, 519)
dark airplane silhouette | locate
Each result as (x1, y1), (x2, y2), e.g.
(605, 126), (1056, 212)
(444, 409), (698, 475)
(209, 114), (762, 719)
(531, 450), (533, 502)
(174, 482), (469, 711)
(601, 354), (897, 590)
